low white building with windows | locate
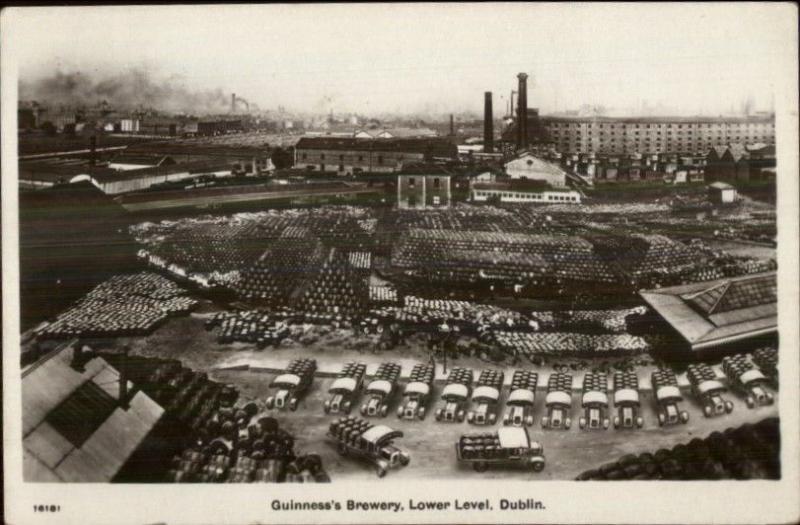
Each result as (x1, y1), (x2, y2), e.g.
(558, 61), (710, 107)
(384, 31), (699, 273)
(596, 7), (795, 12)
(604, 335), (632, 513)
(471, 180), (581, 205)
(504, 152), (570, 188)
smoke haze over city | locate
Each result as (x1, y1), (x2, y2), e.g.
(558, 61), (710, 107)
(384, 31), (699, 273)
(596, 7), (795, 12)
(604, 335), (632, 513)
(10, 4), (789, 118)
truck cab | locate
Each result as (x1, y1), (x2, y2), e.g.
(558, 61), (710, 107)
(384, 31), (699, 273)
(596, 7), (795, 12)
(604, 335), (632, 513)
(266, 374), (301, 411)
(655, 385), (689, 425)
(696, 379), (734, 417)
(325, 377), (358, 414)
(362, 379), (393, 417)
(580, 390), (610, 429)
(613, 388), (643, 428)
(397, 381), (431, 420)
(358, 425), (410, 477)
(542, 390), (572, 429)
(467, 386), (500, 425)
(436, 383), (469, 422)
(503, 389), (535, 427)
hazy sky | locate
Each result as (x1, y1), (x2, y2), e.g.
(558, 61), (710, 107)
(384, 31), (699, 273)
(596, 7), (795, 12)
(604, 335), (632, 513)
(7, 3), (796, 116)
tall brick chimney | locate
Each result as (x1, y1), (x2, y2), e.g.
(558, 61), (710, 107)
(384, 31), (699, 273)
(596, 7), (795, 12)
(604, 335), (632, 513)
(516, 73), (528, 149)
(484, 92), (494, 154)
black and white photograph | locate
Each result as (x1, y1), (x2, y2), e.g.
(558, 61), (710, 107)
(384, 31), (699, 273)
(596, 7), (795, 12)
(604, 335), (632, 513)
(2, 3), (798, 524)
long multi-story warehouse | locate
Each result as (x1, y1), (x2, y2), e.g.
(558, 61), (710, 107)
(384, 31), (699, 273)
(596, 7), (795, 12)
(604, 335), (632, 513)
(294, 137), (458, 175)
(538, 114), (774, 155)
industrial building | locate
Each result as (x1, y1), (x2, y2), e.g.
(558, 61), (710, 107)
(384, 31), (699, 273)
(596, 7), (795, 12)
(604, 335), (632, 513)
(504, 152), (569, 188)
(294, 137), (458, 175)
(471, 179), (581, 204)
(708, 182), (738, 204)
(396, 168), (452, 209)
(705, 144), (776, 182)
(640, 271), (777, 355)
(538, 115), (775, 155)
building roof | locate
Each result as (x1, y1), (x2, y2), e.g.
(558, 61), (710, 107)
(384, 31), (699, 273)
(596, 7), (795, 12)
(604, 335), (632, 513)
(109, 154), (172, 166)
(82, 159), (234, 184)
(708, 182), (735, 190)
(639, 271), (777, 350)
(22, 344), (164, 482)
(540, 114), (775, 124)
(295, 136), (457, 158)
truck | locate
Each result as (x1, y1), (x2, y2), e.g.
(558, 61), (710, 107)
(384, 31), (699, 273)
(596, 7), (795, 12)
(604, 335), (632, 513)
(612, 371), (644, 429)
(467, 369), (505, 425)
(579, 373), (610, 430)
(324, 362), (367, 414)
(397, 363), (435, 420)
(503, 370), (538, 427)
(686, 363), (734, 418)
(435, 367), (474, 423)
(751, 347), (778, 388)
(651, 369), (689, 426)
(361, 362), (402, 417)
(541, 373), (573, 429)
(328, 416), (410, 477)
(456, 427), (545, 473)
(722, 355), (774, 408)
(265, 358), (317, 411)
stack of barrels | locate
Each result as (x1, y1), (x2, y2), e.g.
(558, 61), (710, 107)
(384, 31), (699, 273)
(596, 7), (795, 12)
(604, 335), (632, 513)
(329, 416), (374, 447)
(510, 370), (538, 393)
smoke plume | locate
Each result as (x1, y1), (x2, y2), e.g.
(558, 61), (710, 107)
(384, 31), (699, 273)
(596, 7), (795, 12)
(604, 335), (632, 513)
(19, 68), (233, 115)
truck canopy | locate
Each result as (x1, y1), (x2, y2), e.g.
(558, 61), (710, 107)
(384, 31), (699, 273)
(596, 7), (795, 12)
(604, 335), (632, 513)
(497, 427), (531, 449)
(739, 369), (766, 385)
(442, 383), (469, 400)
(366, 379), (393, 395)
(655, 385), (682, 401)
(696, 379), (725, 395)
(582, 390), (608, 406)
(272, 373), (301, 388)
(404, 381), (430, 396)
(613, 388), (639, 405)
(361, 425), (403, 445)
(545, 390), (572, 406)
(472, 385), (500, 402)
(329, 377), (357, 393)
(507, 389), (535, 405)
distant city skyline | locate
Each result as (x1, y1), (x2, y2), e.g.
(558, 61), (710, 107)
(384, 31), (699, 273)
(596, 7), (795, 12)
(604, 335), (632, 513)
(8, 4), (791, 117)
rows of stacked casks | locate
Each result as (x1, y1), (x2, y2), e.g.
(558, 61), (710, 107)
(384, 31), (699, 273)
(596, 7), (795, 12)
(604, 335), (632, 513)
(374, 362), (402, 383)
(489, 331), (650, 360)
(528, 307), (646, 333)
(577, 418), (780, 480)
(409, 363), (435, 385)
(286, 358), (318, 380)
(477, 369), (505, 390)
(342, 361), (368, 380)
(329, 417), (373, 447)
(458, 432), (503, 460)
(752, 347), (778, 384)
(38, 273), (197, 338)
(687, 363), (718, 385)
(232, 236), (326, 305)
(294, 249), (368, 317)
(583, 373), (608, 394)
(721, 355), (755, 383)
(613, 371), (639, 391)
(651, 368), (679, 390)
(205, 311), (290, 347)
(548, 373), (573, 397)
(447, 367), (475, 389)
(510, 370), (538, 392)
(722, 354), (775, 408)
(618, 234), (710, 288)
(168, 408), (329, 483)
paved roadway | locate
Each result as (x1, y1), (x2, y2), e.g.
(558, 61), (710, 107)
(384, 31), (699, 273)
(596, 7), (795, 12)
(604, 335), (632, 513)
(209, 370), (779, 481)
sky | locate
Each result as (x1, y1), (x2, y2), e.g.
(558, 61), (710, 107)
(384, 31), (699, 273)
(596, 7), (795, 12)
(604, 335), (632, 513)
(6, 3), (796, 117)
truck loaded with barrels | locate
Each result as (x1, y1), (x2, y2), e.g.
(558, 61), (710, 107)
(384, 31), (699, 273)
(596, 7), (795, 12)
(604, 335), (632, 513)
(503, 370), (538, 427)
(542, 372), (573, 429)
(612, 371), (644, 429)
(722, 355), (774, 408)
(266, 358), (317, 411)
(397, 363), (435, 420)
(435, 367), (474, 423)
(467, 369), (505, 425)
(687, 363), (734, 418)
(651, 369), (689, 426)
(456, 427), (545, 473)
(324, 361), (367, 414)
(751, 347), (778, 387)
(579, 372), (610, 430)
(361, 362), (402, 417)
(328, 417), (410, 477)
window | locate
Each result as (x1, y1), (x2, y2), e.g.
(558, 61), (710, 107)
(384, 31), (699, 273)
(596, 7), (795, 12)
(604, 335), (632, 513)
(433, 178), (440, 189)
(378, 156), (384, 165)
(433, 196), (441, 205)
(302, 153), (307, 160)
(321, 154), (326, 160)
(339, 154), (344, 161)
(358, 155), (364, 161)
(408, 177), (415, 187)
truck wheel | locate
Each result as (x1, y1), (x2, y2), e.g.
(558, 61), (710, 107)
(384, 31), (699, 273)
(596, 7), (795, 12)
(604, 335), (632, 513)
(489, 413), (497, 425)
(579, 417), (586, 429)
(343, 401), (351, 414)
(435, 409), (443, 421)
(680, 411), (689, 424)
(613, 416), (620, 429)
(360, 405), (367, 416)
(457, 410), (465, 422)
(531, 459), (545, 472)
(703, 405), (712, 417)
(658, 413), (665, 426)
(541, 416), (549, 428)
(418, 407), (426, 420)
(603, 418), (610, 429)
(265, 397), (274, 409)
(636, 417), (644, 428)
(474, 462), (488, 473)
(400, 454), (410, 466)
(289, 399), (298, 412)
(746, 396), (754, 409)
(377, 467), (387, 478)
(724, 401), (733, 413)
(525, 416), (534, 427)
(323, 402), (331, 414)
(467, 413), (474, 424)
(397, 407), (404, 419)
(565, 418), (571, 429)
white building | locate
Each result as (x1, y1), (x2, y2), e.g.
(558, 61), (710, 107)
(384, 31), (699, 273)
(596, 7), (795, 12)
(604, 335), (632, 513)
(708, 182), (737, 204)
(471, 181), (581, 204)
(504, 152), (569, 188)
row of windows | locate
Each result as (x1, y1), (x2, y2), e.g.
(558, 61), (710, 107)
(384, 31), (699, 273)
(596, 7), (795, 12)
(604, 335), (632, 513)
(407, 177), (442, 189)
(545, 122), (774, 129)
(475, 191), (578, 202)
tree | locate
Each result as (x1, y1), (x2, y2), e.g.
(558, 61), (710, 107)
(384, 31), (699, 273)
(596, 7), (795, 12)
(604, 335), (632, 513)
(271, 146), (294, 170)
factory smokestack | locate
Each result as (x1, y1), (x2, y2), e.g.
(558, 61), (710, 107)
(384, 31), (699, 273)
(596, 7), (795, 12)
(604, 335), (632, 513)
(231, 93), (236, 114)
(484, 92), (494, 154)
(449, 114), (454, 136)
(516, 73), (528, 149)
